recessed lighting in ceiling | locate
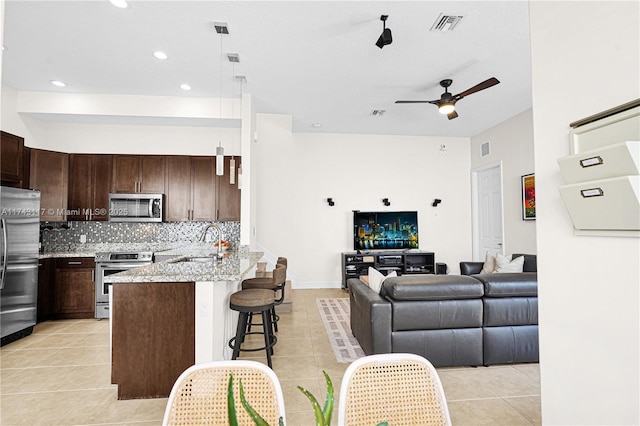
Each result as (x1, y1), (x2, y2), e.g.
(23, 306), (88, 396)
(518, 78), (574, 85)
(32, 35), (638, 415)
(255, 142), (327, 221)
(153, 51), (168, 60)
(311, 123), (322, 128)
(109, 0), (128, 9)
(50, 80), (66, 87)
(180, 84), (192, 91)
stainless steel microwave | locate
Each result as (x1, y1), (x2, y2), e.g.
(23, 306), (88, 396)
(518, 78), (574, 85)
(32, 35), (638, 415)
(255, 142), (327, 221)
(108, 193), (163, 222)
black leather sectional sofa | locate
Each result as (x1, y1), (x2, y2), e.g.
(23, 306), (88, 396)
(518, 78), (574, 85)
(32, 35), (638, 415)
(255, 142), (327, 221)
(348, 254), (538, 367)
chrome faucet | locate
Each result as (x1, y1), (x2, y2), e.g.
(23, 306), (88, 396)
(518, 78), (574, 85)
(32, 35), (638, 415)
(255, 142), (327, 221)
(199, 223), (224, 257)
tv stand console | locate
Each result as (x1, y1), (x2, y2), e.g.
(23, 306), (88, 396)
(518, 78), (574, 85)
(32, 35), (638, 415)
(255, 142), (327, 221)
(341, 251), (435, 289)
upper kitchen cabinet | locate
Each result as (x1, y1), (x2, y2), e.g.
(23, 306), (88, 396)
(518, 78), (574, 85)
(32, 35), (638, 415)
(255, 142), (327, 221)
(113, 155), (165, 194)
(217, 156), (241, 221)
(165, 156), (239, 222)
(1, 131), (26, 187)
(29, 148), (68, 221)
(68, 154), (113, 221)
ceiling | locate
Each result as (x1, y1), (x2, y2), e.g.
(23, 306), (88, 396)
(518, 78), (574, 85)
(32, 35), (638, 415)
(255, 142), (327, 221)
(1, 1), (533, 138)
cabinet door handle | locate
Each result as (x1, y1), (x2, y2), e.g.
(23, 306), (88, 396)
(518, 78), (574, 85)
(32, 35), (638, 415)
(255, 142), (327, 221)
(92, 269), (95, 282)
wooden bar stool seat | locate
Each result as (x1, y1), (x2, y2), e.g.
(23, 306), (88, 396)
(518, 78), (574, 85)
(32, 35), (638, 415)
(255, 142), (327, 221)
(228, 288), (277, 368)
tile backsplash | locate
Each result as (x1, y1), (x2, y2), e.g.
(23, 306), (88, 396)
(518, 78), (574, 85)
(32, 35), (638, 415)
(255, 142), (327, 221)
(41, 221), (240, 252)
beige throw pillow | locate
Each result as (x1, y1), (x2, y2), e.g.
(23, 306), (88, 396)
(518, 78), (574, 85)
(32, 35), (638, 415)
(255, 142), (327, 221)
(367, 267), (397, 293)
(481, 252), (497, 274)
(494, 254), (524, 273)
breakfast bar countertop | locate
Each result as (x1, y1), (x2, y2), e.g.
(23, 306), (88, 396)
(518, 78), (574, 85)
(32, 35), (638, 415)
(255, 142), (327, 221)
(104, 250), (264, 283)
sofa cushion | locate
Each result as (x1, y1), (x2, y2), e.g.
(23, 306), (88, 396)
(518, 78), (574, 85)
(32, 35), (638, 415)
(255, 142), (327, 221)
(494, 254), (524, 273)
(392, 299), (483, 330)
(392, 328), (484, 367)
(481, 252), (497, 273)
(367, 267), (397, 294)
(472, 272), (538, 297)
(512, 253), (537, 272)
(380, 274), (484, 301)
(483, 297), (538, 326)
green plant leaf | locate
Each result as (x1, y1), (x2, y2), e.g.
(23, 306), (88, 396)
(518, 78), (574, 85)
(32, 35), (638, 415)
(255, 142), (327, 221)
(376, 422), (389, 426)
(279, 416), (285, 426)
(321, 371), (334, 425)
(297, 385), (326, 426)
(227, 374), (239, 426)
(239, 378), (270, 426)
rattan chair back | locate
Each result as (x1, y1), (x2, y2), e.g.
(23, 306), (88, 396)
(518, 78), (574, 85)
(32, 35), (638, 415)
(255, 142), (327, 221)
(338, 353), (452, 426)
(162, 360), (286, 426)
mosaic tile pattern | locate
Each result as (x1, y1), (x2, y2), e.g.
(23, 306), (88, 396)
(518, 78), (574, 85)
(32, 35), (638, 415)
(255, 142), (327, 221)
(40, 221), (240, 253)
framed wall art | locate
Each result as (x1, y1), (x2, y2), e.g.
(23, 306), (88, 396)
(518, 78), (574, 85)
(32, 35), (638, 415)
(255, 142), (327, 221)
(521, 173), (536, 220)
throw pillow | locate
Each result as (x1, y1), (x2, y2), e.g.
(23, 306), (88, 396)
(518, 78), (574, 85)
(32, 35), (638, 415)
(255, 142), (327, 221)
(481, 252), (497, 274)
(367, 267), (397, 293)
(494, 254), (524, 273)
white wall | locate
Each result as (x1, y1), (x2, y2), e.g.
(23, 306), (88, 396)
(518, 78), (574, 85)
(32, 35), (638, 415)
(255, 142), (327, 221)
(530, 2), (639, 425)
(254, 113), (473, 287)
(471, 109), (537, 255)
(1, 86), (242, 155)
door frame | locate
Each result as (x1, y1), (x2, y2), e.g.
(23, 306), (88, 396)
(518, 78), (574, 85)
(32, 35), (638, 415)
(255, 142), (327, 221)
(471, 161), (505, 261)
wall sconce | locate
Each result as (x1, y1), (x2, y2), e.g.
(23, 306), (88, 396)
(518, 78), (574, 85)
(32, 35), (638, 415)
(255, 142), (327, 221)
(382, 198), (391, 206)
(326, 198), (335, 207)
(432, 198), (442, 207)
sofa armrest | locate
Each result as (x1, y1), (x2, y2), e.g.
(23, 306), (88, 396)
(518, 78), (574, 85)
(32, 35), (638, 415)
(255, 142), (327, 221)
(460, 261), (483, 275)
(347, 278), (392, 355)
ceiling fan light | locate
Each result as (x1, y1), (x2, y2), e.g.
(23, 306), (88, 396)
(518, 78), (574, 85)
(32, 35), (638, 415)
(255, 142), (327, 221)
(439, 103), (455, 115)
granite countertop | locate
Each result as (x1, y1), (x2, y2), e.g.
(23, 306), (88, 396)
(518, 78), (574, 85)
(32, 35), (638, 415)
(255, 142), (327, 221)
(39, 242), (208, 259)
(104, 251), (264, 283)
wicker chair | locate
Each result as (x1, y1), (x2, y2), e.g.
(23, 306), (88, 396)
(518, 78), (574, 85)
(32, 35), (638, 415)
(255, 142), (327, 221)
(162, 360), (287, 426)
(337, 353), (452, 426)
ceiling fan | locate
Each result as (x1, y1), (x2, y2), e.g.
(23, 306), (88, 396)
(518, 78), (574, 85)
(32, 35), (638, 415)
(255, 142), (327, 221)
(395, 77), (500, 120)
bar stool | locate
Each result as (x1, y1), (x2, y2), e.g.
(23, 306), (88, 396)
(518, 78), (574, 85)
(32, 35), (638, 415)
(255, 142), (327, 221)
(228, 288), (277, 368)
(242, 261), (287, 332)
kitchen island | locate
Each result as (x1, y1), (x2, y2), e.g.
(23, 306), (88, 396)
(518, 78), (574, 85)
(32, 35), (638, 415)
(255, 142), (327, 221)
(105, 249), (263, 400)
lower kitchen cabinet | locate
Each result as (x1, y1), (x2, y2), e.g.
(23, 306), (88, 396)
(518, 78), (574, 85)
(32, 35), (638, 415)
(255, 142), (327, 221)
(37, 258), (54, 323)
(54, 257), (95, 319)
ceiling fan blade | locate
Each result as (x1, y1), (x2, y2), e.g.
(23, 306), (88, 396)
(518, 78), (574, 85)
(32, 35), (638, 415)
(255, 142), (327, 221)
(447, 110), (459, 120)
(454, 77), (500, 99)
(395, 100), (438, 104)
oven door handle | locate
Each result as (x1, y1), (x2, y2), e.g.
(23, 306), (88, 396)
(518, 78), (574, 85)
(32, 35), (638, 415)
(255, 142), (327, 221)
(98, 262), (152, 270)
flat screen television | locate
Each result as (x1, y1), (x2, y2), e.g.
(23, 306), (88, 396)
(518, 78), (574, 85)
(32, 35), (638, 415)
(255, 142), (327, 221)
(353, 211), (419, 251)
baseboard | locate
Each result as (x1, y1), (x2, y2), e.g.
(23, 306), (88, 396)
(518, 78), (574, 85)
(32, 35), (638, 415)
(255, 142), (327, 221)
(292, 281), (342, 290)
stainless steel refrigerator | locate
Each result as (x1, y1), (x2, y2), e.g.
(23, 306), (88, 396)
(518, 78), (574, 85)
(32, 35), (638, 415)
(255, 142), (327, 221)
(1, 186), (41, 345)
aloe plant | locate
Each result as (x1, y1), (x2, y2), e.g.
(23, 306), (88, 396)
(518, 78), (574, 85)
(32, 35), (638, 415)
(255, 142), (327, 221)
(227, 373), (284, 426)
(227, 370), (384, 426)
(296, 370), (334, 426)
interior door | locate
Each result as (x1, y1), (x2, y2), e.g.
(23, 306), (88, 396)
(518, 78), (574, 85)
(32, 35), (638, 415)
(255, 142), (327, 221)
(472, 164), (504, 260)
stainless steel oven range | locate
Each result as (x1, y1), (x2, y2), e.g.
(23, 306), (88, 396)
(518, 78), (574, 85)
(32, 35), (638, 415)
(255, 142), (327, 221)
(94, 251), (153, 319)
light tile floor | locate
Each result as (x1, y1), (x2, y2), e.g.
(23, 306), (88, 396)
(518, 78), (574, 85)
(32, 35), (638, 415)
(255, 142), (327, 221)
(0, 288), (541, 425)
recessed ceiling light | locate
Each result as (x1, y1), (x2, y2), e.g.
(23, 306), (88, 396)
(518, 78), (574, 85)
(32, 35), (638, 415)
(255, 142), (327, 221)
(311, 123), (322, 128)
(109, 0), (128, 9)
(180, 84), (192, 91)
(153, 51), (168, 60)
(50, 80), (66, 87)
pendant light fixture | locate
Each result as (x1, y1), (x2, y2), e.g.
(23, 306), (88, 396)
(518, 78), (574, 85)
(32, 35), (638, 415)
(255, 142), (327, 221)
(214, 22), (228, 176)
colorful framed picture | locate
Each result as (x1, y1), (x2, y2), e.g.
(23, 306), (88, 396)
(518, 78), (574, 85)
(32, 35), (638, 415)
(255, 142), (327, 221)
(521, 173), (536, 220)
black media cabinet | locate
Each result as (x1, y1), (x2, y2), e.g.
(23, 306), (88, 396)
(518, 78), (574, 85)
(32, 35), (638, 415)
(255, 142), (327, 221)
(341, 251), (435, 289)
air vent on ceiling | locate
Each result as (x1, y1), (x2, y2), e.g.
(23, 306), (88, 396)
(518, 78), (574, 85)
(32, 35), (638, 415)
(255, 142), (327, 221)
(213, 22), (229, 34)
(227, 53), (240, 63)
(430, 14), (463, 32)
(370, 109), (386, 116)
